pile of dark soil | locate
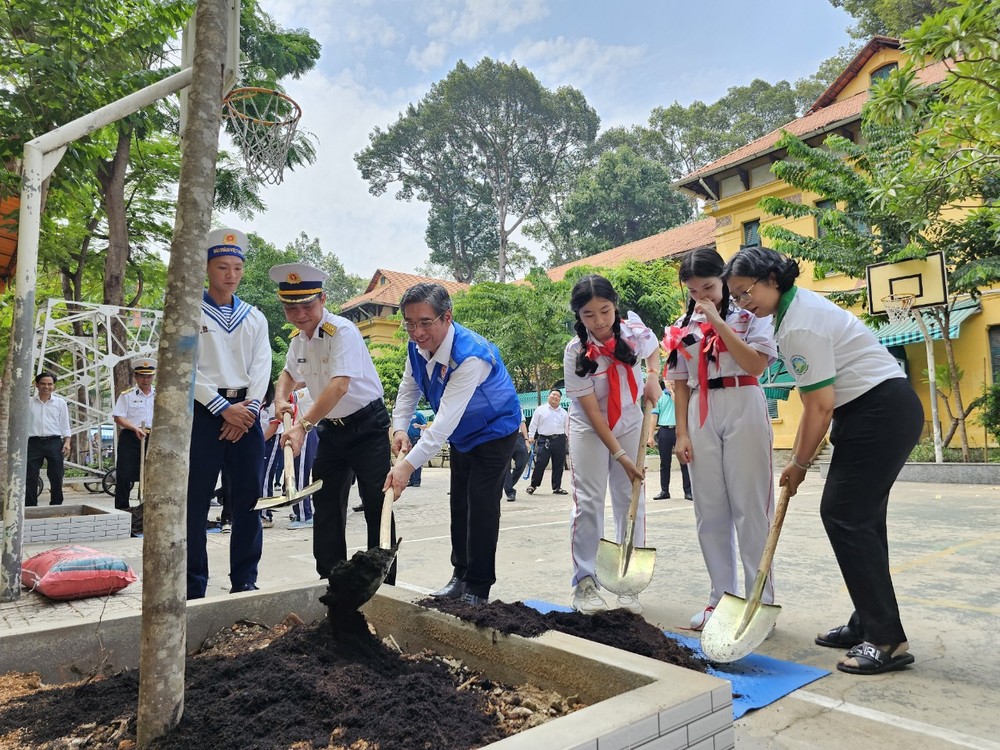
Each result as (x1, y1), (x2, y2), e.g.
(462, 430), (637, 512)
(0, 613), (511, 750)
(424, 598), (707, 672)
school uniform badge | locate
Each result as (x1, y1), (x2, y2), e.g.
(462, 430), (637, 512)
(790, 355), (809, 375)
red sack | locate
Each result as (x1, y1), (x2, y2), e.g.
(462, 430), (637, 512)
(22, 545), (137, 601)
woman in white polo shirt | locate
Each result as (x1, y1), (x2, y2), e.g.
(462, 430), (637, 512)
(723, 246), (923, 677)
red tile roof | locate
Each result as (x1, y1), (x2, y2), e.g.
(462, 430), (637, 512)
(339, 268), (470, 312)
(0, 195), (18, 291)
(674, 60), (949, 192)
(808, 36), (901, 113)
(544, 217), (716, 281)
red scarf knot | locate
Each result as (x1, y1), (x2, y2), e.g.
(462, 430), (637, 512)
(697, 323), (728, 427)
(586, 335), (638, 431)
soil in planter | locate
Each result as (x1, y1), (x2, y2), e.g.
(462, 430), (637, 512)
(424, 598), (707, 672)
(0, 611), (548, 750)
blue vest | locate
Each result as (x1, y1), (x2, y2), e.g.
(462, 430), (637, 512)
(408, 323), (521, 452)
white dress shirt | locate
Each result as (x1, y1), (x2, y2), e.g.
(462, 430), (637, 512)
(112, 387), (155, 428)
(528, 403), (569, 438)
(29, 394), (71, 438)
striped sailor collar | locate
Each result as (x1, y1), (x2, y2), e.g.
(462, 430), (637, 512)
(773, 285), (798, 335)
(202, 289), (243, 309)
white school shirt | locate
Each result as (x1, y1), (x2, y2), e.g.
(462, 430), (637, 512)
(112, 387), (155, 428)
(665, 304), (777, 388)
(563, 311), (659, 435)
(283, 309), (384, 419)
(775, 287), (904, 408)
(392, 323), (493, 470)
(28, 394), (71, 438)
(528, 403), (569, 437)
(195, 292), (271, 417)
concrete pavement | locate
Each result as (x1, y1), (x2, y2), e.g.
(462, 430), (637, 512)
(2, 466), (998, 749)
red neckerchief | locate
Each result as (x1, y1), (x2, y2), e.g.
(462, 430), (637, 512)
(697, 322), (727, 426)
(586, 337), (638, 430)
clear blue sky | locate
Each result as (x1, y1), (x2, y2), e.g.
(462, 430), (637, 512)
(221, 0), (856, 277)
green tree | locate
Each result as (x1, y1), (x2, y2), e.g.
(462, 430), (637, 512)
(355, 58), (599, 283)
(600, 260), (686, 342)
(828, 0), (951, 39)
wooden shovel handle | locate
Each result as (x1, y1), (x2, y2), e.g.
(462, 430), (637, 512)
(282, 412), (297, 495)
(625, 400), (656, 523)
(745, 484), (791, 607)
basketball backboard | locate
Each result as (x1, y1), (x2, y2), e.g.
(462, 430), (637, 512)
(866, 252), (948, 316)
(179, 0), (241, 134)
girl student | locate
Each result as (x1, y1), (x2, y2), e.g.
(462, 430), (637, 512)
(723, 246), (921, 676)
(563, 275), (661, 615)
(664, 248), (778, 632)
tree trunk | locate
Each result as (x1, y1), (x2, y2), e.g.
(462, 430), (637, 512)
(100, 127), (135, 396)
(939, 328), (970, 461)
(0, 348), (13, 595)
(136, 0), (228, 745)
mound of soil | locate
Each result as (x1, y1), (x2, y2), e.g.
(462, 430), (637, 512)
(424, 598), (707, 672)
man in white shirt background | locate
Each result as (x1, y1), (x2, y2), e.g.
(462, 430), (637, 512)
(526, 387), (570, 496)
(27, 371), (72, 506)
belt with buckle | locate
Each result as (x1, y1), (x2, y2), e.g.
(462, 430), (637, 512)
(323, 399), (383, 428)
(218, 387), (248, 401)
(706, 375), (759, 390)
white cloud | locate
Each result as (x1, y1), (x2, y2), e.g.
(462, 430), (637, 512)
(421, 0), (550, 47)
(407, 40), (448, 71)
(508, 36), (647, 90)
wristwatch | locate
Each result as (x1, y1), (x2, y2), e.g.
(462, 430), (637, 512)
(299, 418), (315, 434)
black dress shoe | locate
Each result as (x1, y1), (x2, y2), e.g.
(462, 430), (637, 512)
(459, 592), (487, 606)
(685, 493), (693, 501)
(552, 488), (568, 495)
(653, 491), (670, 500)
(230, 583), (259, 594)
(431, 576), (466, 598)
(506, 492), (516, 502)
(352, 503), (364, 512)
(525, 486), (535, 495)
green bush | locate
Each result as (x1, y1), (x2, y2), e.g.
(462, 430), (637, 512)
(908, 438), (998, 463)
(976, 381), (1000, 447)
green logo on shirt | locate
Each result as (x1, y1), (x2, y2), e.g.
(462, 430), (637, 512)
(790, 355), (809, 375)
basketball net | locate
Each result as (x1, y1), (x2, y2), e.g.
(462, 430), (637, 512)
(223, 87), (302, 185)
(882, 293), (915, 324)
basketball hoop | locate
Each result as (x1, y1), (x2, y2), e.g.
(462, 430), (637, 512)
(223, 87), (302, 185)
(882, 294), (914, 324)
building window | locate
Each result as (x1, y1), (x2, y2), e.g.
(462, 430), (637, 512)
(743, 219), (761, 247)
(870, 63), (898, 86)
(766, 397), (779, 420)
(815, 199), (836, 239)
(990, 326), (1000, 381)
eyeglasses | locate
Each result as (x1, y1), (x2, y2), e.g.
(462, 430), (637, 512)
(731, 280), (759, 308)
(401, 313), (444, 332)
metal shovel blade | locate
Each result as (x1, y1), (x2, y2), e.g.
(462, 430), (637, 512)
(700, 593), (781, 663)
(594, 536), (655, 596)
(254, 479), (323, 511)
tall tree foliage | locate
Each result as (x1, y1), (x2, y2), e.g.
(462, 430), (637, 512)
(356, 58), (599, 283)
(828, 0), (951, 38)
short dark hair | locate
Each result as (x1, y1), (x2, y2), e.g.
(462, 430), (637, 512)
(722, 246), (800, 292)
(35, 371), (56, 385)
(549, 387), (562, 396)
(399, 282), (453, 318)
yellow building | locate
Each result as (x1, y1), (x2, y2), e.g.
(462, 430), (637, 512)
(670, 37), (999, 449)
(339, 268), (469, 346)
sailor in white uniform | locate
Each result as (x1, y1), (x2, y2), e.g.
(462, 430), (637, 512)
(111, 357), (156, 509)
(187, 227), (271, 599)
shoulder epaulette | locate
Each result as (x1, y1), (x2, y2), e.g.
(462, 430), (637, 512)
(289, 328), (301, 338)
(321, 321), (338, 337)
(119, 388), (132, 396)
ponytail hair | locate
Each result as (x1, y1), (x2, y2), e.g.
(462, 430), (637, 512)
(722, 246), (800, 292)
(570, 274), (637, 377)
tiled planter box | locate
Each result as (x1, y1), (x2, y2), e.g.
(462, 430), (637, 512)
(0, 582), (733, 750)
(23, 504), (131, 544)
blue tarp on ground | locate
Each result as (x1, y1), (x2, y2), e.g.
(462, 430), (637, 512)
(523, 600), (829, 720)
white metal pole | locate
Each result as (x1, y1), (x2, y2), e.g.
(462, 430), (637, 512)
(913, 311), (944, 463)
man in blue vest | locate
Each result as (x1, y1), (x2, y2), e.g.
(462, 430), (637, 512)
(385, 282), (521, 606)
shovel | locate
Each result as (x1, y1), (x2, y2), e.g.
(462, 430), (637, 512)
(138, 423), (148, 503)
(594, 400), (656, 596)
(321, 465), (400, 615)
(700, 484), (791, 663)
(254, 413), (323, 510)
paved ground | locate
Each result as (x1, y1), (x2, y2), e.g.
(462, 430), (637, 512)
(3, 466), (999, 749)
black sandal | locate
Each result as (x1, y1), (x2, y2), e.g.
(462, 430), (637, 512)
(815, 624), (863, 649)
(836, 642), (914, 675)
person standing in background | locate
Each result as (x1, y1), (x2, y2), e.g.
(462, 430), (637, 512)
(26, 372), (72, 506)
(111, 357), (156, 510)
(648, 379), (692, 500)
(504, 416), (531, 502)
(526, 387), (570, 495)
(407, 410), (427, 487)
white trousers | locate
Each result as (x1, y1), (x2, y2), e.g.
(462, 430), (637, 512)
(567, 419), (645, 588)
(687, 385), (775, 607)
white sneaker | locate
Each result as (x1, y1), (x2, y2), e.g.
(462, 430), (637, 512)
(616, 593), (642, 615)
(287, 519), (304, 530)
(221, 522), (232, 534)
(572, 576), (608, 615)
(261, 517), (274, 529)
(689, 606), (714, 631)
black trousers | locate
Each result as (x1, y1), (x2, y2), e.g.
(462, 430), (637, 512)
(448, 430), (518, 597)
(503, 437), (529, 497)
(114, 430), (145, 510)
(26, 436), (64, 506)
(311, 402), (394, 584)
(529, 434), (567, 490)
(822, 377), (923, 645)
(655, 425), (691, 495)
